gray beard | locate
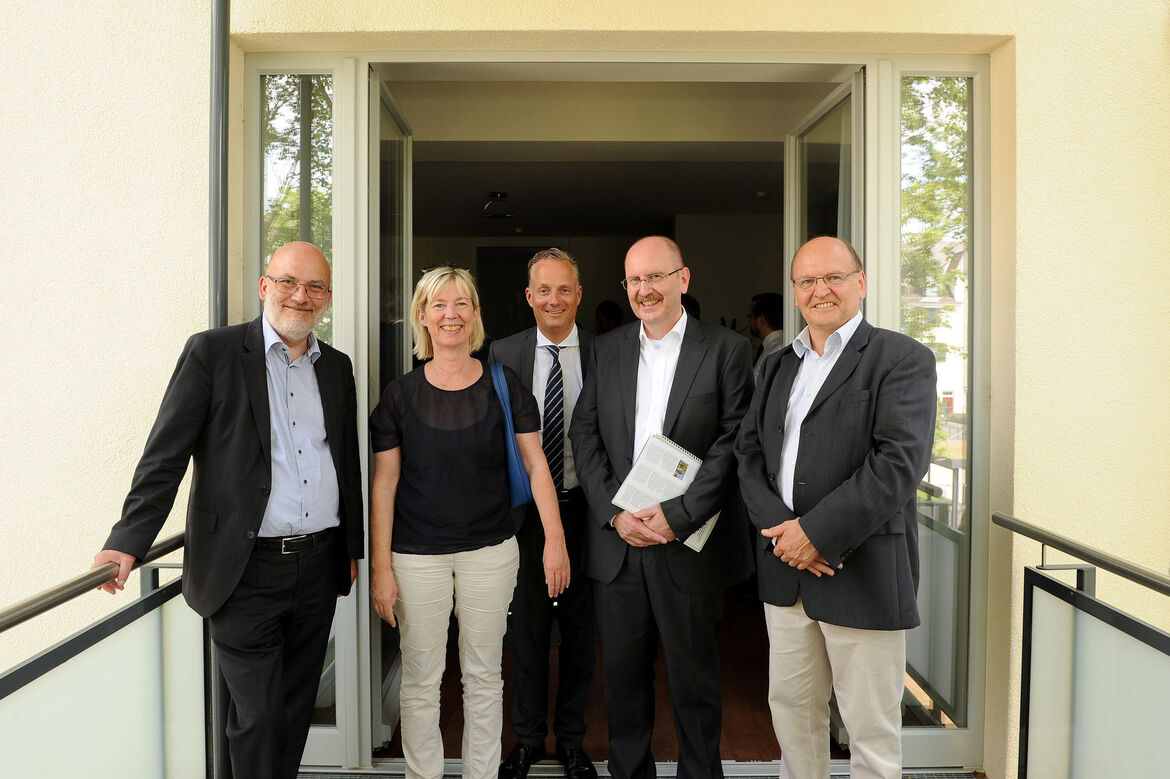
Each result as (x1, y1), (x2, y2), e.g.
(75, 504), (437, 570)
(264, 295), (325, 343)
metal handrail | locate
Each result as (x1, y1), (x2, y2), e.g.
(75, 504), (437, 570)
(0, 533), (185, 633)
(992, 512), (1170, 597)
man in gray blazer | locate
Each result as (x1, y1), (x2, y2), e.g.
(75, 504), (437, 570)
(734, 236), (936, 779)
(93, 242), (365, 779)
(489, 248), (598, 779)
(571, 236), (753, 779)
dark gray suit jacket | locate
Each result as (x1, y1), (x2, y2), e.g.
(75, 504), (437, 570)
(735, 319), (936, 630)
(487, 325), (594, 521)
(104, 316), (366, 618)
(570, 316), (754, 593)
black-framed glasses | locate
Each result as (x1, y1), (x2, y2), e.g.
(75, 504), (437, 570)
(791, 270), (861, 291)
(620, 267), (683, 290)
(266, 275), (330, 299)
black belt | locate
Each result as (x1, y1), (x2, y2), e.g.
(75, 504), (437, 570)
(254, 528), (334, 554)
(556, 486), (584, 504)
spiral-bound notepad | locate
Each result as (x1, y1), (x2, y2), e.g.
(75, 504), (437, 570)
(612, 434), (720, 552)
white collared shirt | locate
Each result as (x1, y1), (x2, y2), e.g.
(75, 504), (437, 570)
(778, 309), (864, 511)
(633, 309), (689, 461)
(259, 316), (340, 537)
(533, 325), (583, 490)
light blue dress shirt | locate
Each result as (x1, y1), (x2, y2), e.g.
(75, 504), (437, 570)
(259, 316), (341, 537)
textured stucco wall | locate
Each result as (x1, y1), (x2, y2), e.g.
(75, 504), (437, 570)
(3, 3), (1169, 777)
(0, 2), (212, 670)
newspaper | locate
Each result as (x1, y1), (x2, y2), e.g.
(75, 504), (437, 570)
(612, 434), (719, 552)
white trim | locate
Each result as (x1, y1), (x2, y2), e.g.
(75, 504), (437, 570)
(242, 48), (992, 772)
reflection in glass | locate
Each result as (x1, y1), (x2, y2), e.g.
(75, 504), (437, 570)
(798, 96), (852, 245)
(261, 74), (334, 343)
(374, 95), (409, 751)
(900, 75), (973, 729)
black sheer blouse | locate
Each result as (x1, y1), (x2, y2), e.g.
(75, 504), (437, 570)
(369, 363), (540, 554)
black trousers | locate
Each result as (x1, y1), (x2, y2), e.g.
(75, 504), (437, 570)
(208, 532), (339, 779)
(508, 489), (596, 750)
(596, 545), (725, 779)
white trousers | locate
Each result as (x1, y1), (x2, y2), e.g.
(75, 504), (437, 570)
(394, 538), (520, 779)
(764, 600), (905, 779)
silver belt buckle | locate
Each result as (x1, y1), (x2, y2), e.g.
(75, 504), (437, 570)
(281, 534), (308, 554)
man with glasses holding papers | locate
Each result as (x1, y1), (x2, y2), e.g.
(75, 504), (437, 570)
(570, 236), (753, 779)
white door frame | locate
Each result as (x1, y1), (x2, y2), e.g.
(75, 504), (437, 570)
(242, 49), (991, 773)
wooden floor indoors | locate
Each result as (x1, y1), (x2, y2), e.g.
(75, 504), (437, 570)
(375, 586), (854, 763)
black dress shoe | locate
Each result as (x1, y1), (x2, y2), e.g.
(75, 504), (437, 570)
(500, 742), (546, 779)
(556, 747), (598, 779)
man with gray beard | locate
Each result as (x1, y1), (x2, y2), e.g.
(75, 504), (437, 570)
(93, 241), (365, 779)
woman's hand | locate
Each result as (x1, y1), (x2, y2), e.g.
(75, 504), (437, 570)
(542, 535), (571, 598)
(371, 565), (398, 627)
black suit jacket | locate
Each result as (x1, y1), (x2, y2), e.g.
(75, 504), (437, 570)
(104, 316), (365, 618)
(735, 319), (936, 630)
(570, 316), (754, 594)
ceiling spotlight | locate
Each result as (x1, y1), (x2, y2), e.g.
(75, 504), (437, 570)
(481, 191), (516, 218)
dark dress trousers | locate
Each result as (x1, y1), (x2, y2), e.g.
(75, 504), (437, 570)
(103, 316), (365, 779)
(488, 327), (596, 751)
(569, 317), (753, 779)
(735, 319), (937, 630)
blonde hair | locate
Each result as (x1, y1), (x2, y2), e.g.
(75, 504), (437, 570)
(410, 266), (485, 359)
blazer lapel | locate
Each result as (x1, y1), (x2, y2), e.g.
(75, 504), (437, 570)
(618, 325), (639, 448)
(579, 329), (592, 380)
(242, 317), (272, 467)
(807, 319), (872, 416)
(313, 347), (345, 471)
(663, 317), (706, 436)
(519, 328), (536, 393)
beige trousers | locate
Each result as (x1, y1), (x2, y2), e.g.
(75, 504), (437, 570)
(394, 538), (520, 779)
(764, 599), (906, 779)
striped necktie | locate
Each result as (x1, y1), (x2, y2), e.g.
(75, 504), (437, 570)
(542, 344), (564, 491)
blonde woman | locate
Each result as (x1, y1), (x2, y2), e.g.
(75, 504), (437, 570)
(369, 266), (570, 779)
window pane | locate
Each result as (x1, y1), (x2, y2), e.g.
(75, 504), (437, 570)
(261, 74), (334, 343)
(900, 75), (972, 729)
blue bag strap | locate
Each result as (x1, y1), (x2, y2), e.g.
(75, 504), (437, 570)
(489, 362), (513, 428)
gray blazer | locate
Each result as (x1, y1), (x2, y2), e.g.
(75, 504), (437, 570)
(735, 319), (936, 630)
(570, 316), (754, 593)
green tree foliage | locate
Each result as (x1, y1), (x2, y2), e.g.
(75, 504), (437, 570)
(900, 76), (970, 350)
(261, 74), (334, 341)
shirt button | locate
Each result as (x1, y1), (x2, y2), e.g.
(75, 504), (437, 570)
(303, 479), (308, 484)
(292, 421), (296, 426)
(290, 392), (294, 397)
(305, 512), (309, 518)
(298, 449), (303, 454)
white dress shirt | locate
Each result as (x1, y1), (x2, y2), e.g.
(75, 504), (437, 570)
(533, 325), (583, 490)
(633, 310), (689, 461)
(778, 310), (864, 512)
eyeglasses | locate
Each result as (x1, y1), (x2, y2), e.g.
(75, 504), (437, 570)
(420, 264), (471, 275)
(620, 267), (683, 290)
(791, 271), (861, 291)
(266, 275), (330, 299)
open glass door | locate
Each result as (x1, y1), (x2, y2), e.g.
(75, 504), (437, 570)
(783, 70), (865, 340)
(368, 76), (413, 758)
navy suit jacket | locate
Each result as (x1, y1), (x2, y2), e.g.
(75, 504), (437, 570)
(570, 316), (754, 593)
(735, 319), (936, 630)
(104, 316), (365, 618)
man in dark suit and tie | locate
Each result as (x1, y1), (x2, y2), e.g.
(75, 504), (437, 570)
(489, 248), (598, 779)
(570, 236), (753, 779)
(734, 236), (937, 779)
(92, 241), (365, 779)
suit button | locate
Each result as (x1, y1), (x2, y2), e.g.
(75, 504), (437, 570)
(246, 530), (256, 539)
(777, 426), (783, 434)
(767, 473), (775, 482)
(259, 486), (270, 495)
(797, 481), (807, 487)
